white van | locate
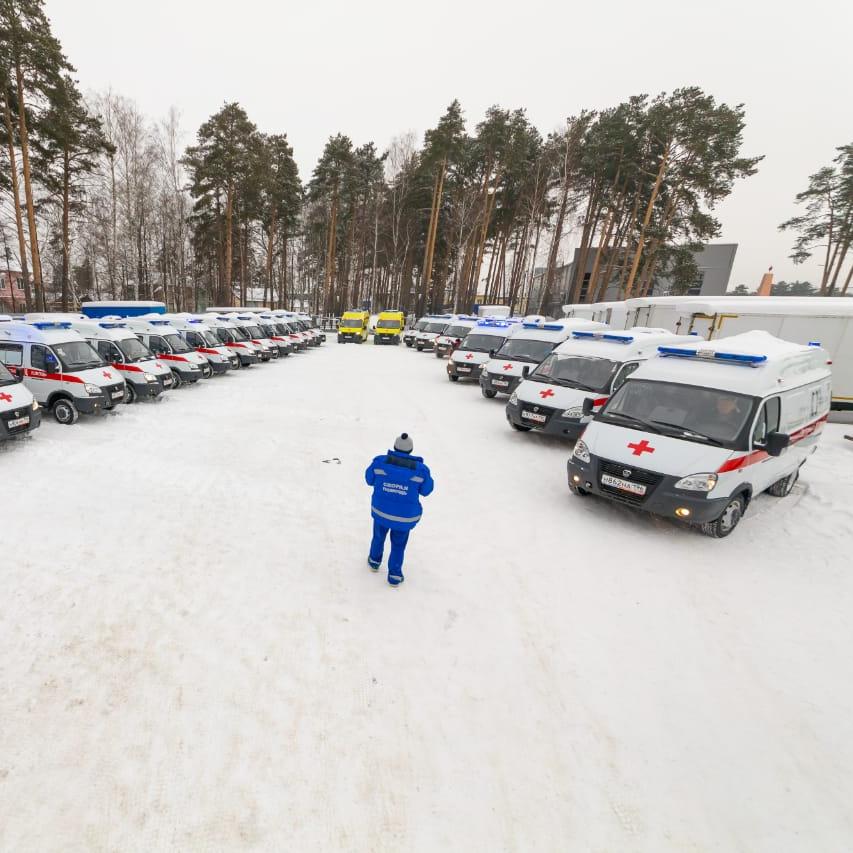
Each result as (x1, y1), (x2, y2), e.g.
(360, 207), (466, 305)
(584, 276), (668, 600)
(293, 313), (324, 346)
(0, 353), (41, 439)
(257, 314), (294, 357)
(507, 328), (693, 438)
(0, 320), (127, 423)
(225, 314), (278, 361)
(66, 318), (173, 401)
(434, 317), (479, 359)
(481, 319), (608, 400)
(165, 316), (237, 374)
(124, 317), (210, 385)
(270, 312), (309, 351)
(414, 315), (455, 351)
(403, 317), (429, 348)
(567, 332), (832, 538)
(202, 315), (262, 366)
(446, 318), (523, 382)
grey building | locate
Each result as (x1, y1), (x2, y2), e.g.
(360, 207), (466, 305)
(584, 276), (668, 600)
(528, 243), (738, 315)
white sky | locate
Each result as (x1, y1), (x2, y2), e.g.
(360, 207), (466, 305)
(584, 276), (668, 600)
(49, 0), (853, 290)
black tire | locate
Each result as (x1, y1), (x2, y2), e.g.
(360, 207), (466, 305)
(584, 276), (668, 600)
(700, 493), (746, 538)
(511, 422), (531, 432)
(435, 352), (443, 359)
(768, 468), (799, 497)
(569, 483), (590, 496)
(53, 398), (79, 425)
(405, 341), (412, 348)
(125, 383), (138, 404)
(171, 370), (183, 389)
(481, 387), (497, 399)
(416, 346), (423, 352)
(448, 374), (459, 382)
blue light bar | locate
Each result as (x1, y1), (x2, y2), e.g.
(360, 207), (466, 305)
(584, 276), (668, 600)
(808, 341), (821, 347)
(149, 320), (171, 326)
(573, 331), (634, 342)
(32, 321), (72, 330)
(477, 318), (513, 328)
(542, 323), (565, 332)
(657, 345), (767, 366)
(188, 319), (205, 324)
(522, 322), (541, 329)
(98, 321), (127, 329)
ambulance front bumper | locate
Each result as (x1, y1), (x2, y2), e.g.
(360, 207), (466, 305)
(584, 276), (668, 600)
(176, 366), (204, 382)
(76, 394), (106, 415)
(374, 333), (399, 345)
(505, 398), (585, 438)
(209, 360), (231, 375)
(447, 360), (483, 380)
(434, 342), (454, 357)
(338, 332), (361, 343)
(566, 455), (730, 523)
(481, 371), (522, 396)
(237, 351), (260, 365)
(1, 404), (42, 437)
(415, 338), (436, 350)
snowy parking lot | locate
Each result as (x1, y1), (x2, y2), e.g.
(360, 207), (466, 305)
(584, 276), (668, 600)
(2, 342), (853, 852)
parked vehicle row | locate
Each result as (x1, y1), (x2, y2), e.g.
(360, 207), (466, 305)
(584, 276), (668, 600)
(0, 306), (323, 435)
(403, 312), (833, 539)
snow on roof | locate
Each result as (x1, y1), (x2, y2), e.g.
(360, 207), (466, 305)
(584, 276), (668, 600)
(554, 329), (694, 360)
(670, 297), (853, 318)
(80, 300), (166, 308)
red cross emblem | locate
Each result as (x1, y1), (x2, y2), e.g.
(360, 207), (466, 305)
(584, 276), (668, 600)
(465, 353), (474, 360)
(102, 370), (112, 379)
(156, 363), (163, 369)
(539, 388), (554, 399)
(628, 439), (655, 456)
(0, 392), (11, 403)
(502, 363), (513, 371)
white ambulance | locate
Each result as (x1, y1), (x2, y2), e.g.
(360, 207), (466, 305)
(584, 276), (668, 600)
(298, 313), (326, 344)
(434, 316), (479, 358)
(0, 345), (41, 439)
(481, 319), (608, 400)
(66, 317), (174, 401)
(507, 328), (693, 438)
(0, 319), (127, 423)
(567, 332), (832, 538)
(446, 318), (523, 382)
(225, 314), (277, 360)
(257, 314), (294, 357)
(164, 316), (237, 373)
(202, 315), (262, 366)
(123, 317), (209, 385)
(403, 317), (429, 348)
(270, 312), (309, 351)
(414, 315), (454, 351)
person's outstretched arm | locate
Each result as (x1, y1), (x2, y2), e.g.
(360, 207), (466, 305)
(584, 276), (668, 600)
(365, 458), (377, 486)
(419, 465), (435, 497)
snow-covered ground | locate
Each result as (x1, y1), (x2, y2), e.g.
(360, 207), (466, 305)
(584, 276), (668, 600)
(2, 342), (852, 852)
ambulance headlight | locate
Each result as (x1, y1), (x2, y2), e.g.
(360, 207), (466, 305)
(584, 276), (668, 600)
(508, 391), (518, 406)
(188, 363), (200, 371)
(675, 473), (718, 492)
(144, 372), (157, 382)
(84, 383), (101, 395)
(572, 439), (591, 463)
(562, 406), (584, 419)
(32, 400), (39, 411)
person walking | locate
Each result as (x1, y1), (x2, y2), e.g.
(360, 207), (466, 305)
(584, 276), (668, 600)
(364, 433), (434, 586)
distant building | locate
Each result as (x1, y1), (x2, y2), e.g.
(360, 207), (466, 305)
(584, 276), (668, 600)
(0, 270), (27, 312)
(528, 243), (738, 315)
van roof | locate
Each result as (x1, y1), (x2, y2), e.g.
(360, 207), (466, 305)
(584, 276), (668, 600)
(553, 328), (692, 360)
(669, 296), (853, 318)
(632, 331), (832, 396)
(0, 321), (86, 344)
(513, 318), (608, 343)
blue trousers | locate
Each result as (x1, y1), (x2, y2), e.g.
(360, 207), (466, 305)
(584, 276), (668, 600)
(369, 519), (410, 579)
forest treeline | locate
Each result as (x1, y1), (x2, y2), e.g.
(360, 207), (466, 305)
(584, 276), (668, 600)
(2, 1), (850, 316)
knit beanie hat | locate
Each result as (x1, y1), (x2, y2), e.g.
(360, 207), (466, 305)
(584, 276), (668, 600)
(394, 433), (414, 453)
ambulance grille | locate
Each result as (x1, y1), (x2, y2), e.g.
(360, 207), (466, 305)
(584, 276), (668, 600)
(598, 458), (663, 505)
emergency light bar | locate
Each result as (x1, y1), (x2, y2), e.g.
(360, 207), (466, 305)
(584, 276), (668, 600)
(657, 345), (767, 366)
(188, 319), (205, 324)
(148, 320), (171, 326)
(573, 331), (634, 343)
(476, 319), (514, 328)
(98, 321), (128, 329)
(31, 321), (72, 330)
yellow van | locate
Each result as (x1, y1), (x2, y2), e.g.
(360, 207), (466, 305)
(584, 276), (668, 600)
(374, 310), (405, 345)
(337, 310), (370, 343)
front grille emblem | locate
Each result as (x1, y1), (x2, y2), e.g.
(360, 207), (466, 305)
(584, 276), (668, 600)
(622, 469), (632, 477)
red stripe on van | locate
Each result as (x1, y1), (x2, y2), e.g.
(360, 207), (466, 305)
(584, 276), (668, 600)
(716, 415), (828, 473)
(196, 347), (221, 355)
(112, 363), (142, 373)
(24, 369), (84, 384)
(155, 353), (189, 363)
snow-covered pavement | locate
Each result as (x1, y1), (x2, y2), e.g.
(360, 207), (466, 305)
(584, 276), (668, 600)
(2, 342), (852, 852)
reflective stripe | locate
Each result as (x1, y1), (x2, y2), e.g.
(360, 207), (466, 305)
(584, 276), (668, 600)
(411, 476), (424, 483)
(374, 468), (387, 475)
(372, 506), (422, 524)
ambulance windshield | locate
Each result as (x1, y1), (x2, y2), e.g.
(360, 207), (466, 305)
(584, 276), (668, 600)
(496, 338), (555, 364)
(531, 354), (617, 392)
(54, 340), (104, 372)
(230, 327), (249, 342)
(424, 322), (447, 334)
(443, 325), (471, 338)
(377, 319), (402, 329)
(117, 336), (152, 363)
(202, 331), (221, 347)
(163, 333), (192, 354)
(245, 325), (264, 339)
(462, 333), (505, 353)
(602, 379), (754, 447)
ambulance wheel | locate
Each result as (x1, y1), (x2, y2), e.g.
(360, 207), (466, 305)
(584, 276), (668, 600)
(434, 352), (443, 359)
(53, 398), (79, 425)
(511, 422), (531, 432)
(768, 468), (799, 497)
(448, 374), (459, 382)
(481, 387), (497, 399)
(233, 358), (241, 370)
(405, 341), (412, 348)
(125, 383), (138, 404)
(700, 493), (746, 539)
(171, 370), (183, 389)
(416, 346), (423, 352)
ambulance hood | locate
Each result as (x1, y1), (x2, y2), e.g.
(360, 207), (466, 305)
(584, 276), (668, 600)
(451, 350), (491, 366)
(484, 358), (532, 378)
(0, 381), (35, 410)
(516, 378), (608, 410)
(113, 356), (170, 378)
(159, 349), (207, 367)
(582, 421), (736, 478)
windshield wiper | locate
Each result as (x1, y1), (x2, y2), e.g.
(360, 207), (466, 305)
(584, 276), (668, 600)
(649, 420), (724, 446)
(602, 411), (660, 433)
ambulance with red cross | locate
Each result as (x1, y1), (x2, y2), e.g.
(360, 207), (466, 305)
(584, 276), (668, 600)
(446, 318), (524, 382)
(566, 331), (832, 538)
(0, 325), (41, 439)
(123, 317), (210, 385)
(506, 328), (693, 438)
(159, 315), (237, 374)
(201, 315), (262, 366)
(480, 318), (609, 400)
(0, 319), (127, 424)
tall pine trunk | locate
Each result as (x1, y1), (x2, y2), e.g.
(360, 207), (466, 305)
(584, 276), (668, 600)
(2, 87), (32, 310)
(61, 149), (71, 311)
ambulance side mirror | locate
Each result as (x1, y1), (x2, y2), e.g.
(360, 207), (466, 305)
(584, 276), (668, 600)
(522, 365), (530, 378)
(44, 352), (58, 368)
(489, 349), (496, 358)
(765, 431), (790, 457)
(582, 397), (595, 417)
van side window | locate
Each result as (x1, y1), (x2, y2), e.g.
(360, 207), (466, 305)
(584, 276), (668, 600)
(612, 362), (640, 393)
(148, 336), (168, 355)
(0, 343), (23, 366)
(186, 332), (202, 348)
(753, 398), (781, 447)
(97, 340), (121, 362)
(30, 344), (50, 372)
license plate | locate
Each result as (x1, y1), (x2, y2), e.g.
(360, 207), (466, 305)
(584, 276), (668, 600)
(111, 390), (124, 399)
(521, 410), (547, 423)
(8, 416), (29, 428)
(457, 366), (471, 373)
(162, 377), (172, 386)
(601, 474), (646, 496)
(493, 379), (509, 388)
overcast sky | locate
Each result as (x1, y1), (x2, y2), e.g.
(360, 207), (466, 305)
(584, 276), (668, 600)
(48, 0), (852, 290)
